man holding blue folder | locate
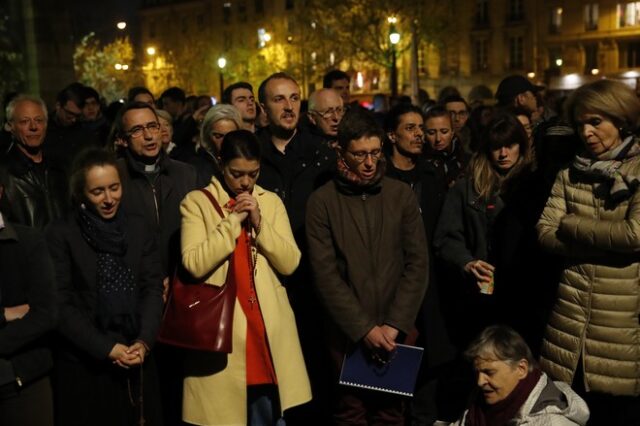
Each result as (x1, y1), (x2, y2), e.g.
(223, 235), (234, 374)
(306, 108), (429, 425)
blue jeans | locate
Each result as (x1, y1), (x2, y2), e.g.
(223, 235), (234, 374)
(247, 385), (285, 426)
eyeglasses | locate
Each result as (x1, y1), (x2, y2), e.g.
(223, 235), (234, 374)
(345, 148), (382, 163)
(63, 107), (83, 121)
(312, 106), (346, 120)
(126, 121), (161, 138)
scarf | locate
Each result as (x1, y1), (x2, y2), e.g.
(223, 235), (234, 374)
(572, 136), (640, 202)
(334, 154), (386, 196)
(466, 368), (542, 426)
(77, 207), (139, 340)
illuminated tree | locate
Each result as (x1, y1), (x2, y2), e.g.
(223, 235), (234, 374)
(73, 33), (143, 101)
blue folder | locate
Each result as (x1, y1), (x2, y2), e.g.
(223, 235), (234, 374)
(339, 343), (424, 396)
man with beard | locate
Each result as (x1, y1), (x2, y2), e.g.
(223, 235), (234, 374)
(256, 72), (335, 423)
(307, 88), (344, 149)
(0, 95), (68, 229)
(222, 82), (257, 132)
(306, 108), (428, 424)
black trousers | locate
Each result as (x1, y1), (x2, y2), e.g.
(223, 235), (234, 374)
(0, 376), (54, 426)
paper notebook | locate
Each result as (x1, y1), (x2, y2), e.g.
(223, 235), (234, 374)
(339, 343), (424, 396)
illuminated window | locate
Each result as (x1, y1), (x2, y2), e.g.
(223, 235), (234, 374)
(550, 7), (562, 33)
(509, 36), (524, 69)
(584, 4), (599, 30)
(618, 2), (640, 28)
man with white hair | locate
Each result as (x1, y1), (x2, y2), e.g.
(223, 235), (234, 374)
(307, 88), (345, 148)
(0, 95), (68, 229)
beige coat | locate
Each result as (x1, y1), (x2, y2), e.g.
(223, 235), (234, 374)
(536, 156), (640, 396)
(180, 179), (311, 425)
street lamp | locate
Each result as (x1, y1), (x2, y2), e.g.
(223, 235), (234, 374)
(146, 46), (156, 56)
(116, 21), (127, 30)
(218, 56), (227, 99)
(388, 16), (401, 99)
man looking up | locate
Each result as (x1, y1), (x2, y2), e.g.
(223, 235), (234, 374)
(222, 82), (257, 132)
(0, 95), (68, 228)
(307, 88), (345, 149)
(257, 72), (335, 423)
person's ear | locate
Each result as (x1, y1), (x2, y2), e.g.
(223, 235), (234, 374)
(307, 112), (317, 126)
(516, 359), (529, 380)
(387, 132), (397, 143)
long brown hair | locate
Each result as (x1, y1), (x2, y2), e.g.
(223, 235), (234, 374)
(470, 113), (531, 201)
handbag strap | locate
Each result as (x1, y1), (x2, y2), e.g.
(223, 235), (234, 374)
(199, 188), (225, 219)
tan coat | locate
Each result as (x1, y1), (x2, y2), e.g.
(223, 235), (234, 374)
(180, 179), (311, 425)
(536, 156), (640, 396)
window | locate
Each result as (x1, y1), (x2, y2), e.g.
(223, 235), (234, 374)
(549, 48), (562, 68)
(255, 0), (264, 14)
(285, 0), (294, 10)
(149, 20), (156, 38)
(584, 4), (599, 30)
(618, 2), (640, 27)
(508, 36), (524, 69)
(224, 31), (233, 50)
(223, 2), (232, 25)
(584, 44), (598, 73)
(508, 0), (524, 21)
(197, 14), (205, 30)
(473, 39), (489, 71)
(238, 1), (247, 22)
(475, 0), (489, 26)
(620, 40), (640, 67)
(550, 7), (562, 33)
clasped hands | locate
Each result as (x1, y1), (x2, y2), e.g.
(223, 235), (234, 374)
(109, 341), (148, 369)
(231, 192), (261, 231)
(464, 259), (495, 290)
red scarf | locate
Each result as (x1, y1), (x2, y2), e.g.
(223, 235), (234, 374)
(466, 368), (541, 426)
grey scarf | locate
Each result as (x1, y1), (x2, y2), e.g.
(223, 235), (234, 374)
(572, 136), (640, 201)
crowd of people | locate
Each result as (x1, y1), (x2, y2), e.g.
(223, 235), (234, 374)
(0, 67), (639, 426)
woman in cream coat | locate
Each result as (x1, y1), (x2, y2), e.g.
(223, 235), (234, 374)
(179, 130), (311, 425)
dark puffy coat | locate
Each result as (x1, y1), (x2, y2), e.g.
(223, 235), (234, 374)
(0, 145), (68, 229)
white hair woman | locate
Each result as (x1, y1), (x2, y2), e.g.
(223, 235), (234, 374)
(452, 325), (589, 426)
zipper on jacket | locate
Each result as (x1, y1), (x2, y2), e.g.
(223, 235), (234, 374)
(149, 183), (160, 225)
(361, 192), (379, 311)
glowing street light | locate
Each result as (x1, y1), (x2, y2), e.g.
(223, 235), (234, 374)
(116, 21), (127, 30)
(389, 31), (401, 45)
(114, 63), (123, 70)
(388, 16), (401, 98)
(591, 68), (600, 75)
(527, 72), (536, 79)
(263, 32), (272, 42)
(146, 46), (156, 56)
(555, 58), (563, 67)
(218, 56), (227, 98)
(122, 64), (129, 70)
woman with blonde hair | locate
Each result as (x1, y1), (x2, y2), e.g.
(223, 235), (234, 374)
(537, 79), (640, 425)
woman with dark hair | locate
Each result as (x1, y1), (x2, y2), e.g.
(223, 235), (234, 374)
(537, 79), (640, 425)
(434, 113), (532, 348)
(46, 148), (164, 426)
(180, 129), (311, 425)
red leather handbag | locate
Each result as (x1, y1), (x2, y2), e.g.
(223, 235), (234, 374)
(157, 189), (236, 353)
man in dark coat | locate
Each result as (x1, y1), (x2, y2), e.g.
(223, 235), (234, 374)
(306, 109), (428, 424)
(0, 183), (57, 426)
(256, 72), (336, 423)
(113, 101), (199, 426)
(0, 95), (68, 229)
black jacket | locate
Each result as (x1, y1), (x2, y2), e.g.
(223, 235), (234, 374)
(256, 127), (335, 242)
(117, 151), (199, 276)
(0, 222), (57, 389)
(46, 213), (163, 361)
(0, 144), (69, 229)
(44, 118), (100, 174)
